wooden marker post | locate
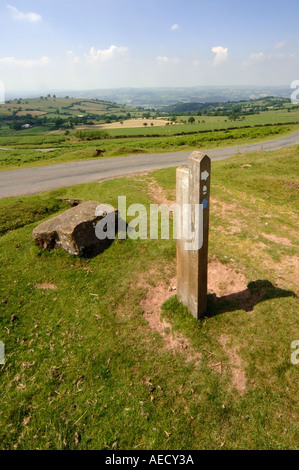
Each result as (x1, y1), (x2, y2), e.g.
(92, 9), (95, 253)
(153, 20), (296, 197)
(177, 151), (211, 319)
(188, 152), (211, 318)
(176, 165), (189, 307)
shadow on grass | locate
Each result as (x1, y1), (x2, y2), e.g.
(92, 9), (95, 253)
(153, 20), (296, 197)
(82, 216), (129, 259)
(206, 280), (297, 317)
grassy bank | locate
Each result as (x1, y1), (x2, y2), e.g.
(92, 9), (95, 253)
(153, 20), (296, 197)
(0, 145), (298, 449)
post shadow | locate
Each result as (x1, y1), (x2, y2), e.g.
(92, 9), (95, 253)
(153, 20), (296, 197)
(206, 280), (297, 317)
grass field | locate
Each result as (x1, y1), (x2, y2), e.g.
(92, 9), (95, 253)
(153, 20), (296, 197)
(0, 123), (298, 170)
(99, 109), (299, 137)
(0, 145), (298, 449)
(0, 97), (138, 119)
(1, 96), (298, 170)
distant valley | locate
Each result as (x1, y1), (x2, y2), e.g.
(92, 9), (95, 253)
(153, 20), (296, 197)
(6, 85), (292, 108)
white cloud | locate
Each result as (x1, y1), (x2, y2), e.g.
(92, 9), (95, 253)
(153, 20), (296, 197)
(243, 50), (297, 67)
(156, 56), (169, 63)
(212, 46), (228, 65)
(250, 52), (265, 62)
(171, 24), (179, 31)
(85, 45), (128, 62)
(243, 52), (265, 66)
(156, 56), (180, 64)
(7, 4), (42, 22)
(275, 40), (286, 49)
(66, 51), (79, 64)
(0, 56), (49, 68)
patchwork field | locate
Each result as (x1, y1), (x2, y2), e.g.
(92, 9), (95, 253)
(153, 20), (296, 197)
(1, 96), (298, 171)
(0, 123), (298, 170)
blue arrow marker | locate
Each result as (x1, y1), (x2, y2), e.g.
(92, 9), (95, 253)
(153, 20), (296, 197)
(202, 199), (209, 210)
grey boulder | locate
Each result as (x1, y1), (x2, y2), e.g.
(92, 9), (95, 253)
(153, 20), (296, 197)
(33, 200), (117, 256)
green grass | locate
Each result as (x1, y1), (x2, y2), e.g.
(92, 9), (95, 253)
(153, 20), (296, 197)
(0, 196), (70, 237)
(0, 146), (298, 449)
(1, 123), (298, 170)
(0, 97), (140, 120)
(0, 147), (102, 169)
(0, 132), (68, 148)
(103, 110), (299, 137)
(0, 96), (298, 171)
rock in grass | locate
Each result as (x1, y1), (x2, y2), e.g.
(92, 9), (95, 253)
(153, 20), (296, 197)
(33, 201), (117, 256)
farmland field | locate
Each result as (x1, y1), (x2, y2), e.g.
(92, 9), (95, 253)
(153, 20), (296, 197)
(102, 110), (299, 137)
(0, 124), (298, 170)
(0, 96), (299, 170)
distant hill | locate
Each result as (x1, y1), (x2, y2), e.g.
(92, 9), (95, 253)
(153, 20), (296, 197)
(54, 86), (291, 108)
(159, 96), (291, 115)
(5, 86), (291, 109)
(0, 96), (143, 132)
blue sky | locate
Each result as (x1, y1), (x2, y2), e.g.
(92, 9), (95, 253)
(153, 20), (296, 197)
(0, 0), (298, 93)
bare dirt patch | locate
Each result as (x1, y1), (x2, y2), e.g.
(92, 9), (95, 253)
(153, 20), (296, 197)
(35, 148), (59, 153)
(79, 118), (174, 130)
(138, 272), (201, 362)
(262, 233), (292, 247)
(209, 260), (270, 312)
(147, 179), (175, 206)
(36, 283), (57, 290)
(219, 334), (247, 393)
(257, 241), (268, 250)
(210, 197), (243, 234)
(208, 260), (248, 297)
(131, 175), (176, 206)
(17, 110), (46, 117)
(210, 197), (238, 214)
(138, 261), (254, 359)
(283, 181), (299, 190)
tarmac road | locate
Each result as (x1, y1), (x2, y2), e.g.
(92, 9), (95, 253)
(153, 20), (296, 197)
(0, 129), (299, 199)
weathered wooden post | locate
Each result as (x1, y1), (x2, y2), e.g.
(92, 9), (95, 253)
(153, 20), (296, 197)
(176, 165), (189, 307)
(177, 152), (211, 319)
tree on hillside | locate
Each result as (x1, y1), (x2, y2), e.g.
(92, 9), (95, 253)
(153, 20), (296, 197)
(54, 117), (64, 129)
(228, 111), (240, 121)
